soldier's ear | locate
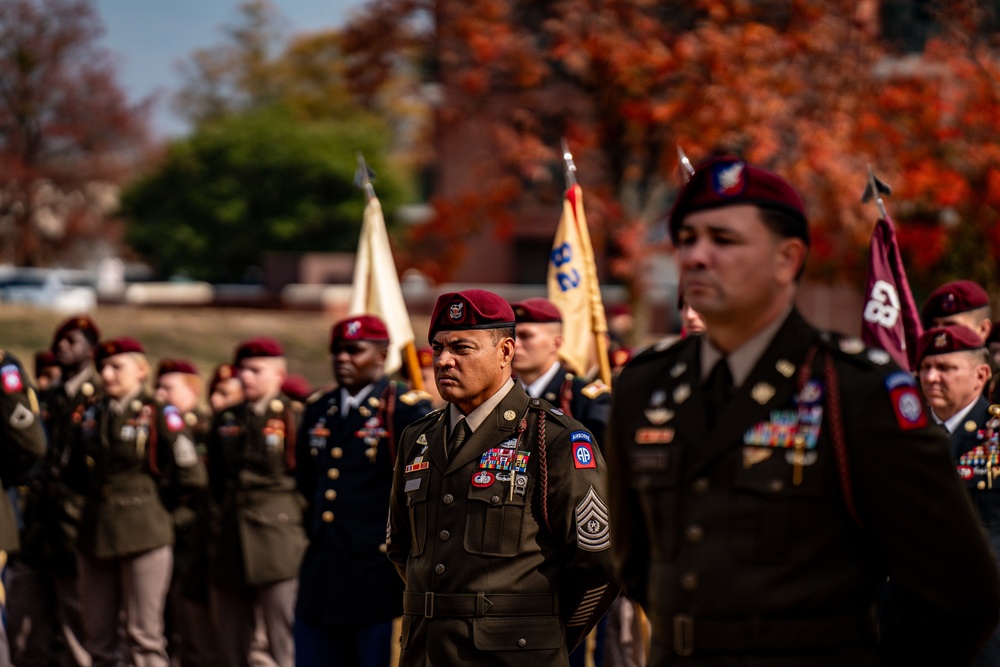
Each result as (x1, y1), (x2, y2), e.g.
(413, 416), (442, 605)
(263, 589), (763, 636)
(775, 237), (807, 285)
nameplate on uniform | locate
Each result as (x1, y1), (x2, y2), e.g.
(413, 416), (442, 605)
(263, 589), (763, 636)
(635, 427), (674, 444)
(404, 478), (422, 492)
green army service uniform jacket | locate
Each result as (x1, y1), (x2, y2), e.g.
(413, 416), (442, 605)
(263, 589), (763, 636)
(0, 352), (46, 552)
(388, 382), (618, 666)
(208, 395), (307, 588)
(608, 309), (1000, 666)
(71, 390), (207, 560)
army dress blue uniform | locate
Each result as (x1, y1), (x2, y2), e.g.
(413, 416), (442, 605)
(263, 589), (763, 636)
(608, 309), (1000, 666)
(295, 378), (432, 665)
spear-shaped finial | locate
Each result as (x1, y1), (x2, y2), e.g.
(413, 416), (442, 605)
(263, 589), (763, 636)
(354, 151), (377, 202)
(677, 146), (695, 182)
(861, 163), (892, 218)
(561, 138), (577, 189)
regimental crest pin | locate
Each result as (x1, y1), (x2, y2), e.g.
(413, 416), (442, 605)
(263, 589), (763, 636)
(670, 363), (687, 378)
(751, 382), (775, 405)
(867, 349), (891, 365)
(775, 360), (795, 378)
(416, 434), (427, 445)
(673, 384), (691, 405)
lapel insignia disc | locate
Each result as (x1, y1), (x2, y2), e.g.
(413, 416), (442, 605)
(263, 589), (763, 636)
(965, 420), (978, 433)
(503, 410), (516, 421)
(775, 360), (795, 378)
(751, 382), (776, 405)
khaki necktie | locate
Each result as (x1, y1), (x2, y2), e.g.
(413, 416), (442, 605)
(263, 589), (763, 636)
(703, 357), (734, 429)
(447, 419), (470, 458)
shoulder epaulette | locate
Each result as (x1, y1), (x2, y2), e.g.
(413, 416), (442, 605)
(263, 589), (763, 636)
(399, 389), (433, 406)
(628, 335), (692, 367)
(410, 407), (446, 426)
(580, 381), (610, 400)
(822, 331), (895, 370)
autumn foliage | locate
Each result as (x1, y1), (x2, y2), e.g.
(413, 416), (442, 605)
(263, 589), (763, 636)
(343, 0), (1000, 296)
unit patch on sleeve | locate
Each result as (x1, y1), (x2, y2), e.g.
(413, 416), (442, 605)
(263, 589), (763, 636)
(571, 431), (597, 469)
(885, 371), (927, 431)
(1, 365), (22, 393)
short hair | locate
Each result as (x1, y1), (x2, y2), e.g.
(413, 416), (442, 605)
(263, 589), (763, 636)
(490, 326), (516, 345)
(760, 207), (809, 280)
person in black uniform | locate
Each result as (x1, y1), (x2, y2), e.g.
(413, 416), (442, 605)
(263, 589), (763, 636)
(511, 297), (610, 444)
(607, 155), (1000, 665)
(916, 325), (1000, 665)
(294, 314), (432, 667)
(13, 315), (100, 667)
(388, 289), (618, 666)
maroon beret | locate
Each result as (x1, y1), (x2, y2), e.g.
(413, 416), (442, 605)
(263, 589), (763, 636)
(917, 325), (986, 362)
(428, 289), (516, 339)
(512, 298), (562, 324)
(330, 314), (389, 351)
(234, 337), (284, 365)
(209, 363), (237, 392)
(668, 156), (807, 244)
(920, 280), (990, 327)
(281, 374), (312, 402)
(52, 314), (100, 349)
(34, 350), (59, 375)
(157, 358), (199, 379)
(416, 347), (434, 368)
(96, 337), (145, 365)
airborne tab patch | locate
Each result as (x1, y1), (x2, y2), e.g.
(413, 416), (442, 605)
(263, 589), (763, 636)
(571, 431), (596, 469)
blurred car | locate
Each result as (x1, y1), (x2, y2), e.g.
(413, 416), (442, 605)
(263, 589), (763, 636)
(0, 267), (98, 312)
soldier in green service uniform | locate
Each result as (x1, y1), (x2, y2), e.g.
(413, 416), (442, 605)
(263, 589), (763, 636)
(0, 346), (46, 665)
(69, 337), (207, 667)
(607, 155), (1000, 665)
(207, 337), (306, 667)
(388, 289), (618, 666)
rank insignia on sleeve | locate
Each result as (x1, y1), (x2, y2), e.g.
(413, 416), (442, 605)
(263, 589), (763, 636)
(571, 431), (597, 469)
(173, 435), (199, 468)
(575, 486), (610, 552)
(9, 403), (34, 429)
(885, 371), (927, 430)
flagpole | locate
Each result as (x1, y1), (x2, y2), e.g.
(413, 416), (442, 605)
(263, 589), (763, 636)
(354, 152), (425, 391)
(562, 140), (612, 385)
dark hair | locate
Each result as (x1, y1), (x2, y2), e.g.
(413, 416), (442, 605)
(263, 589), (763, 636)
(759, 207), (809, 281)
(490, 326), (516, 345)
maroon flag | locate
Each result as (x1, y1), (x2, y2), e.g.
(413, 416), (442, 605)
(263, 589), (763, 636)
(860, 215), (923, 371)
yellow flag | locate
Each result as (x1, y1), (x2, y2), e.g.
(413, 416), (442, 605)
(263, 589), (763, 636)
(348, 196), (414, 374)
(546, 184), (607, 376)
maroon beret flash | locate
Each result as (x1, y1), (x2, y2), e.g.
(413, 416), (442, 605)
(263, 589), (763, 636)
(233, 337), (284, 365)
(920, 280), (990, 327)
(917, 325), (986, 362)
(209, 363), (237, 393)
(329, 314), (389, 351)
(428, 289), (516, 339)
(52, 314), (101, 349)
(157, 358), (200, 379)
(282, 373), (312, 402)
(512, 298), (563, 324)
(668, 155), (808, 244)
(416, 347), (434, 368)
(96, 337), (145, 365)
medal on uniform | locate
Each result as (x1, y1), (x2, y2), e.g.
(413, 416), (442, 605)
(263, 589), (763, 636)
(356, 417), (388, 463)
(309, 419), (330, 449)
(514, 473), (528, 496)
(264, 418), (285, 452)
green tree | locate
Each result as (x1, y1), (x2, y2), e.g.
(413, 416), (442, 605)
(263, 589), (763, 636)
(120, 108), (404, 282)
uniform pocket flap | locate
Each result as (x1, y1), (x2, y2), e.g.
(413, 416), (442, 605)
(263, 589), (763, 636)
(472, 616), (563, 651)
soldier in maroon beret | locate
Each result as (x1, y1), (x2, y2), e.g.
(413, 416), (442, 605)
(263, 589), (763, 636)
(916, 324), (1000, 663)
(921, 280), (992, 340)
(293, 315), (431, 666)
(68, 338), (206, 667)
(13, 316), (103, 667)
(388, 290), (618, 665)
(208, 337), (302, 667)
(608, 155), (1000, 665)
(33, 350), (61, 390)
(208, 363), (243, 413)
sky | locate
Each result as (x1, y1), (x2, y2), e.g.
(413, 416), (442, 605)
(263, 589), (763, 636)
(92, 0), (368, 139)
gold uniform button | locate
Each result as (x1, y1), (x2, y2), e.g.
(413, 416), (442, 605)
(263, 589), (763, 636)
(684, 525), (704, 544)
(979, 481), (988, 490)
(379, 543), (388, 554)
(85, 456), (95, 469)
(325, 489), (337, 501)
(680, 572), (699, 592)
(322, 511), (334, 523)
(327, 468), (340, 480)
(331, 447), (343, 459)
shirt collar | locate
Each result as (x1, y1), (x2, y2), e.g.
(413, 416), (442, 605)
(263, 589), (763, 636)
(448, 378), (516, 436)
(700, 305), (793, 387)
(522, 362), (562, 399)
(340, 384), (375, 412)
(935, 397), (981, 434)
(63, 365), (95, 399)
